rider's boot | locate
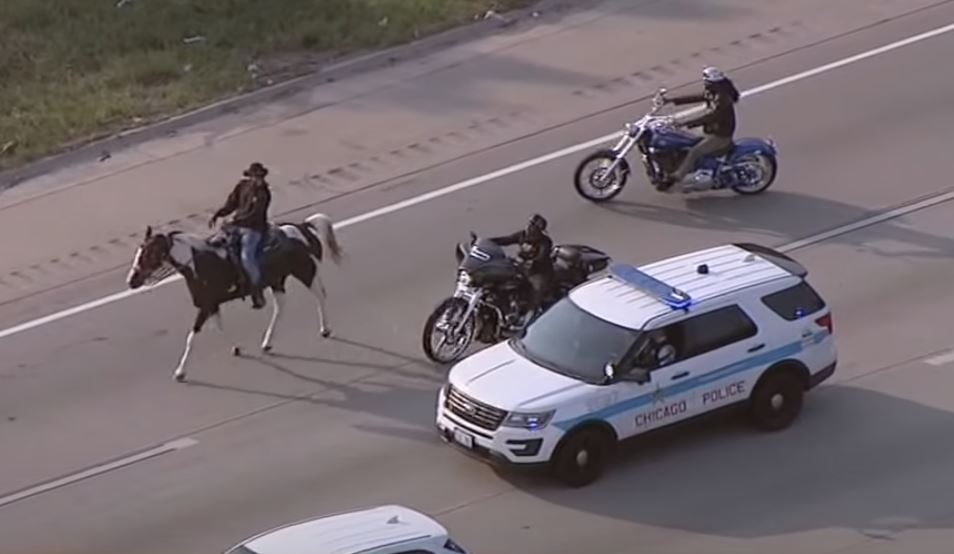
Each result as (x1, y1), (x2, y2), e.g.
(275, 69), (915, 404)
(250, 284), (266, 310)
(654, 174), (676, 192)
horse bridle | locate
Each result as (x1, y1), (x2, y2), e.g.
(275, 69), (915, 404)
(139, 233), (181, 285)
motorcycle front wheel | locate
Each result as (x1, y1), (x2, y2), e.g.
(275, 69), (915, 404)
(422, 297), (477, 364)
(573, 149), (629, 202)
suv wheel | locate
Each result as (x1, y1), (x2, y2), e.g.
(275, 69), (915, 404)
(550, 427), (613, 487)
(748, 370), (804, 431)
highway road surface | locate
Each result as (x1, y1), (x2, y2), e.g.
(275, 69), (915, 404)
(3, 3), (954, 554)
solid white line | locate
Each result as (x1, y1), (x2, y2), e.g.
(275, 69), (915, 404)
(1, 20), (954, 342)
(924, 350), (954, 366)
(0, 438), (198, 508)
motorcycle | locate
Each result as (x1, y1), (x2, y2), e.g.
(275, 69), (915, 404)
(422, 233), (611, 364)
(573, 87), (779, 202)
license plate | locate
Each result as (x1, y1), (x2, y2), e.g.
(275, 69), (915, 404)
(452, 428), (474, 449)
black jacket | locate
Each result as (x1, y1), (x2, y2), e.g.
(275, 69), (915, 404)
(669, 82), (739, 137)
(214, 178), (271, 232)
(490, 230), (554, 275)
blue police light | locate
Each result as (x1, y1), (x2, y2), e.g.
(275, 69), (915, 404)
(609, 263), (692, 310)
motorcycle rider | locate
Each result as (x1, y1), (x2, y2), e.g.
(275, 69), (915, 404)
(659, 66), (741, 191)
(489, 214), (554, 320)
(209, 162), (272, 309)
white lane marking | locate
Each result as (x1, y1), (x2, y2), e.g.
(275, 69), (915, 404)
(924, 350), (954, 366)
(0, 438), (198, 508)
(2, 20), (954, 343)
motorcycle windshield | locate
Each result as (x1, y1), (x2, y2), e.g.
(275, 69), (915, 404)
(459, 238), (511, 273)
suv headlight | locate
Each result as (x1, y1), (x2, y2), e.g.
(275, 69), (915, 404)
(503, 410), (555, 430)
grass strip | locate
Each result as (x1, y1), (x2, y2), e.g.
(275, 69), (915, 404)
(0, 0), (533, 169)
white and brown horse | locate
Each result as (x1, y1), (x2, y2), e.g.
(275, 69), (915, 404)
(126, 213), (344, 382)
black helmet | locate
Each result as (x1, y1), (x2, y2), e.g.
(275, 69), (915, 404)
(528, 213), (548, 232)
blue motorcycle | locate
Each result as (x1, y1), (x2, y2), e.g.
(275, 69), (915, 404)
(573, 88), (779, 202)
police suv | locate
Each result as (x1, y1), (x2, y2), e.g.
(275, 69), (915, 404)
(435, 242), (836, 487)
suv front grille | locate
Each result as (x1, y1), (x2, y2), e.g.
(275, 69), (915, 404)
(445, 385), (508, 431)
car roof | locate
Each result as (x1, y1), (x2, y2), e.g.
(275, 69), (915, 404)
(569, 242), (799, 330)
(232, 504), (448, 554)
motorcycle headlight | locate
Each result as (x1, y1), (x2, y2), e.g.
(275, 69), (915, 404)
(457, 271), (472, 286)
(503, 410), (555, 430)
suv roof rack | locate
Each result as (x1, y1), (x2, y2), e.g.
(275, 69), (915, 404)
(733, 242), (808, 277)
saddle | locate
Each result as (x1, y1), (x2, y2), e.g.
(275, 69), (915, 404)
(206, 224), (290, 293)
(207, 223), (288, 254)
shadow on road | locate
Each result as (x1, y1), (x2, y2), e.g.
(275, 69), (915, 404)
(185, 333), (447, 445)
(599, 189), (954, 259)
(495, 384), (954, 538)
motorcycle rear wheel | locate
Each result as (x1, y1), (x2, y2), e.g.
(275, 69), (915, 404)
(730, 153), (777, 195)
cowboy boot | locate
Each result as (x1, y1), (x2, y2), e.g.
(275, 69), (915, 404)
(250, 285), (266, 309)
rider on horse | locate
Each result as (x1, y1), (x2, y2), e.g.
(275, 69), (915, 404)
(209, 162), (273, 309)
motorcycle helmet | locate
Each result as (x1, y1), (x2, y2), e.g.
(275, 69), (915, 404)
(702, 66), (726, 84)
(528, 213), (548, 233)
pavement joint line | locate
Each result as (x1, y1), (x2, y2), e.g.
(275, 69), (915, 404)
(3, 19), (954, 343)
(0, 438), (198, 509)
(777, 186), (954, 253)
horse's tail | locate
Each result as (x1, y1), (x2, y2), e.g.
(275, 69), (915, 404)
(304, 213), (344, 265)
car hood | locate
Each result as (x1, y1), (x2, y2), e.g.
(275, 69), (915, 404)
(447, 341), (588, 411)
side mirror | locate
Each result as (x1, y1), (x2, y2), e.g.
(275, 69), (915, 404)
(455, 243), (466, 263)
(469, 231), (477, 244)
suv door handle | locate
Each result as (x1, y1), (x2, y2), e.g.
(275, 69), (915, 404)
(671, 371), (690, 380)
(747, 343), (766, 353)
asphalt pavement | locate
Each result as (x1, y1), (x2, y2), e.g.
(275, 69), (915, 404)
(2, 2), (954, 554)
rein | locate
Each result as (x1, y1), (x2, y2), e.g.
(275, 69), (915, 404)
(141, 232), (189, 286)
(143, 262), (178, 286)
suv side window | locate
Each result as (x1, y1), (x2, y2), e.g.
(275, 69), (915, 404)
(761, 281), (826, 321)
(663, 305), (758, 362)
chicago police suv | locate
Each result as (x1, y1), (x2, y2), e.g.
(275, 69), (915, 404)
(435, 242), (836, 487)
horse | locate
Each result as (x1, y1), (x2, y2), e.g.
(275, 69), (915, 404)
(125, 213), (344, 382)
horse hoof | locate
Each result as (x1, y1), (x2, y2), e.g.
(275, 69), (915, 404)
(174, 373), (186, 383)
(232, 346), (241, 356)
(262, 344), (273, 353)
(320, 329), (332, 338)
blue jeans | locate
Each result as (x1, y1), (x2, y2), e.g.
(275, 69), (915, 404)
(237, 228), (264, 287)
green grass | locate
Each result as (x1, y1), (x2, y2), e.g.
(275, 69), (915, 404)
(0, 0), (533, 170)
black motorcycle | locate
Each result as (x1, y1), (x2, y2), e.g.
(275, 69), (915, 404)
(422, 232), (611, 364)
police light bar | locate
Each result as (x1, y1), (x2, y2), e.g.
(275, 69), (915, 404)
(608, 263), (692, 310)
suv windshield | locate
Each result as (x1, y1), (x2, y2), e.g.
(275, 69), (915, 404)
(512, 297), (642, 383)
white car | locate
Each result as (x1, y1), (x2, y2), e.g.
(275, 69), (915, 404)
(224, 504), (468, 554)
(435, 242), (836, 487)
